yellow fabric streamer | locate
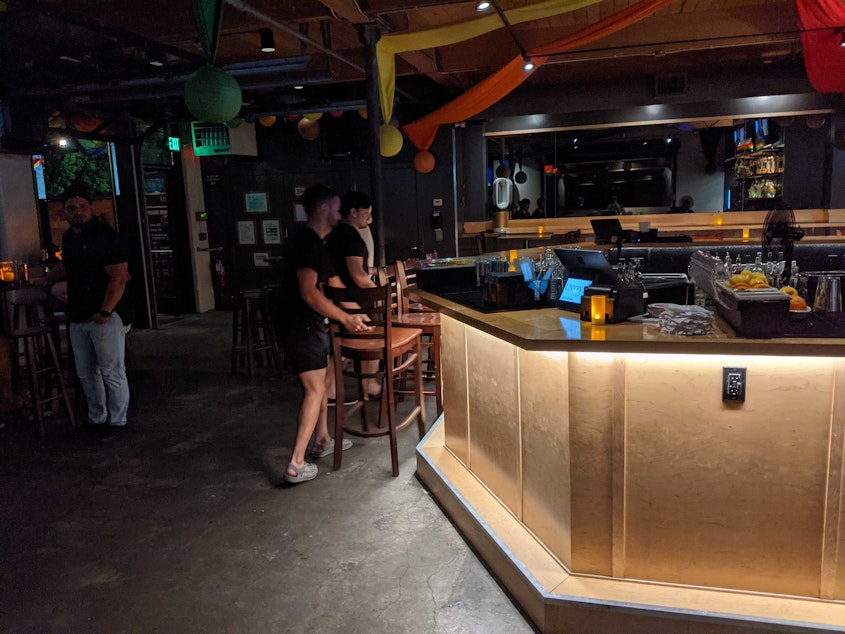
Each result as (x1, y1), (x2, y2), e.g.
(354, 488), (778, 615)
(376, 0), (601, 123)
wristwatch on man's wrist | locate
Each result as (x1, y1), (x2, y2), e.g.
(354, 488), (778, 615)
(99, 309), (112, 318)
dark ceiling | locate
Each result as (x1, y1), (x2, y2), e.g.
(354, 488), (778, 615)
(0, 0), (804, 140)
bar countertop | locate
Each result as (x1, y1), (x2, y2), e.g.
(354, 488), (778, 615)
(410, 288), (845, 357)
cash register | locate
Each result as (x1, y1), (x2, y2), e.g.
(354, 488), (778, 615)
(554, 248), (645, 323)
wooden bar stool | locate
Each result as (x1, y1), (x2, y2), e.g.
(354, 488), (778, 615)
(326, 284), (426, 477)
(5, 286), (76, 438)
(231, 289), (281, 377)
(391, 261), (443, 415)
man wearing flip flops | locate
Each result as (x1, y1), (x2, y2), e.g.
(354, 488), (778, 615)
(282, 185), (371, 484)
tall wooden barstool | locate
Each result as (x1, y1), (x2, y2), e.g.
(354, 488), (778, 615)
(5, 286), (76, 438)
(231, 288), (280, 377)
(391, 260), (443, 415)
(326, 284), (426, 477)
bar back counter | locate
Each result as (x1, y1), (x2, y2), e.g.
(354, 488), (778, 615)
(412, 245), (845, 632)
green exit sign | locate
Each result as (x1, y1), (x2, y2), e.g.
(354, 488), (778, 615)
(168, 137), (181, 151)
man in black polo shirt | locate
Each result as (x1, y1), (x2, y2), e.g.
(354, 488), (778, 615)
(61, 185), (133, 440)
(282, 184), (371, 484)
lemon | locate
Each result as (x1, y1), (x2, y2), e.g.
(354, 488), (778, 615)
(779, 286), (798, 296)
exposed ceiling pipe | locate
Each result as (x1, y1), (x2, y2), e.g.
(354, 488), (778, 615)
(224, 0), (365, 74)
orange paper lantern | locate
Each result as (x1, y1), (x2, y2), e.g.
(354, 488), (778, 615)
(414, 150), (435, 174)
(258, 116), (277, 127)
(298, 118), (320, 140)
(358, 109), (368, 119)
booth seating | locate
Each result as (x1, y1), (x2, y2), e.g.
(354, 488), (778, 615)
(326, 284), (426, 477)
(4, 286), (76, 438)
(230, 288), (282, 377)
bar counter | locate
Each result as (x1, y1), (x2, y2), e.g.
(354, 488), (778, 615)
(412, 289), (845, 632)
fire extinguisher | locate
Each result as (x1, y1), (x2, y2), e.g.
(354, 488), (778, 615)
(214, 259), (225, 287)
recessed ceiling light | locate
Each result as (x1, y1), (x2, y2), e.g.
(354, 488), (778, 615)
(476, 1), (491, 11)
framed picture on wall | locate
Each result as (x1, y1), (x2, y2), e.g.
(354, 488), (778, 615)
(293, 202), (307, 223)
(253, 251), (271, 267)
(244, 191), (269, 213)
(237, 220), (256, 245)
(261, 219), (281, 244)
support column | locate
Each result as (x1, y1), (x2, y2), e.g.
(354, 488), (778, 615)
(359, 23), (385, 268)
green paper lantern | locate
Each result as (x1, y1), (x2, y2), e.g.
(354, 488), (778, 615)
(184, 66), (242, 123)
(380, 124), (403, 157)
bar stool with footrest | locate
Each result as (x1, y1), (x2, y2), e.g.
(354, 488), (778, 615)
(326, 284), (426, 476)
(390, 260), (443, 415)
(231, 288), (282, 377)
(4, 286), (76, 438)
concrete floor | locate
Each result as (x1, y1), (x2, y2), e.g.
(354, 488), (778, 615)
(1, 311), (534, 633)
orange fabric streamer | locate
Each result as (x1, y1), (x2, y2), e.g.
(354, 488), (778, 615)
(403, 0), (673, 151)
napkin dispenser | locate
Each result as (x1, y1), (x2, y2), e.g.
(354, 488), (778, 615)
(482, 272), (535, 308)
(579, 285), (644, 323)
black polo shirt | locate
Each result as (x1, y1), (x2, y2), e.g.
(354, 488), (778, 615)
(326, 222), (368, 288)
(61, 217), (133, 324)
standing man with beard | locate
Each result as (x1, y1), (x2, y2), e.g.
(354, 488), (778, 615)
(61, 185), (133, 440)
(282, 184), (371, 484)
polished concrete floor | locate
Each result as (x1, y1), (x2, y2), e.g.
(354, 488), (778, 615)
(1, 311), (534, 633)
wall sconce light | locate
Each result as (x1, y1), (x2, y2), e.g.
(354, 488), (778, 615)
(148, 46), (165, 67)
(522, 56), (535, 71)
(476, 1), (491, 10)
(260, 28), (275, 53)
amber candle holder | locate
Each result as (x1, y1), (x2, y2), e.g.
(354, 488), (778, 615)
(591, 295), (606, 325)
(0, 261), (17, 283)
(742, 227), (750, 242)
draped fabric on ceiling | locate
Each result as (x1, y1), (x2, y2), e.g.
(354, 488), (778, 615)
(403, 0), (673, 152)
(795, 0), (845, 93)
(376, 0), (601, 125)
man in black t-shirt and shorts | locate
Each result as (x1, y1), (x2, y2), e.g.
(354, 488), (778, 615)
(282, 185), (371, 484)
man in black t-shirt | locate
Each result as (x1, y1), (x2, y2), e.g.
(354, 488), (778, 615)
(326, 191), (381, 398)
(282, 184), (371, 485)
(61, 185), (133, 440)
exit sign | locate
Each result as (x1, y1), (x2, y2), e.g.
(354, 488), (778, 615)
(168, 137), (181, 151)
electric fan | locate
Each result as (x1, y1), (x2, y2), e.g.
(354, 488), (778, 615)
(762, 207), (804, 286)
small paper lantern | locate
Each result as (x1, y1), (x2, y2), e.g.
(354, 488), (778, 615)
(329, 110), (344, 118)
(184, 66), (242, 123)
(379, 124), (403, 157)
(543, 164), (554, 174)
(414, 150), (435, 174)
(286, 114), (301, 122)
(298, 118), (320, 140)
(303, 112), (323, 121)
(258, 116), (277, 127)
(358, 109), (368, 119)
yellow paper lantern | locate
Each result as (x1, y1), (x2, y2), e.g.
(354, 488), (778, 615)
(298, 118), (320, 140)
(414, 150), (435, 174)
(380, 124), (403, 157)
(358, 109), (368, 119)
(303, 112), (323, 121)
(258, 116), (277, 127)
(184, 66), (242, 123)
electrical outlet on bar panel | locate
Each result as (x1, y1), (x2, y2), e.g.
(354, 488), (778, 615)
(722, 367), (746, 402)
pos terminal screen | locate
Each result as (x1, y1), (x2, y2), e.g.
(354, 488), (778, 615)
(560, 277), (593, 305)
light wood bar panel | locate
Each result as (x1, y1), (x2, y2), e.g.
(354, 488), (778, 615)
(415, 290), (845, 632)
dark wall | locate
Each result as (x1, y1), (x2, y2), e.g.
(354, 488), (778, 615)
(783, 121), (829, 210)
(198, 112), (459, 297)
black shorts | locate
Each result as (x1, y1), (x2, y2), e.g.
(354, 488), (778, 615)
(284, 318), (329, 374)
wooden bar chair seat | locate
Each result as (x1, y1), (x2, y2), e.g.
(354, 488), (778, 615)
(326, 284), (426, 477)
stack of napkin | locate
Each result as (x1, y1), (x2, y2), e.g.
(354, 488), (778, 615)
(656, 303), (715, 336)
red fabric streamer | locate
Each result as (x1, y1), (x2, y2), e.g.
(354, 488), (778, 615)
(403, 0), (672, 152)
(796, 0), (845, 93)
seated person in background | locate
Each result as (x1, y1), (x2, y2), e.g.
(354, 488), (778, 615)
(512, 198), (532, 220)
(608, 195), (626, 215)
(532, 197), (545, 218)
(680, 195), (695, 213)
